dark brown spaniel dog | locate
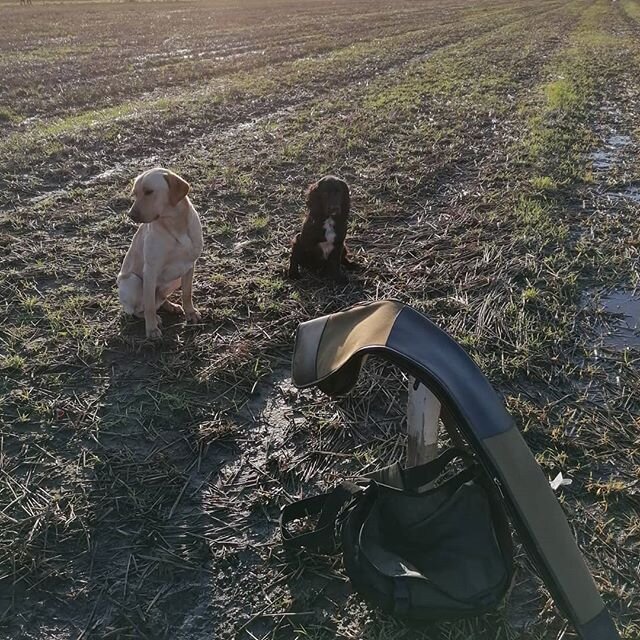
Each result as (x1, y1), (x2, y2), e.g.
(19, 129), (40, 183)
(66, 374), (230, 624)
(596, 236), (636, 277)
(288, 175), (354, 283)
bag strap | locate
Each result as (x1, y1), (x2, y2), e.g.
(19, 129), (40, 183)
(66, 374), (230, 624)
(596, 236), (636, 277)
(400, 447), (473, 490)
(480, 475), (515, 574)
(280, 482), (362, 553)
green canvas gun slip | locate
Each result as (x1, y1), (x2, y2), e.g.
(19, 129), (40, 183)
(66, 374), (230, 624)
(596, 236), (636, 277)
(289, 300), (619, 640)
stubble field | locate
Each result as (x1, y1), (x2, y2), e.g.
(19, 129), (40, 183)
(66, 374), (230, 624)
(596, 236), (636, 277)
(1, 0), (639, 638)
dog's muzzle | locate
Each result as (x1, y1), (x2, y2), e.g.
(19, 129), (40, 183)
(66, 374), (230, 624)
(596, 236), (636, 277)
(128, 206), (141, 223)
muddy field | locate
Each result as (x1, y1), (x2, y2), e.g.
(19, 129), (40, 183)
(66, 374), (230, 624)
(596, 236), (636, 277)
(1, 0), (639, 638)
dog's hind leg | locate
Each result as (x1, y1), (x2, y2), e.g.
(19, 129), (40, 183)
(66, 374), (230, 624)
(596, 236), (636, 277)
(157, 278), (183, 313)
(161, 300), (184, 314)
(118, 273), (143, 316)
(118, 274), (167, 328)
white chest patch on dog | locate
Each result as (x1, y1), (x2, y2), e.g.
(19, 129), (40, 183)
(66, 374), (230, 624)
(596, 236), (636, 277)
(319, 217), (336, 259)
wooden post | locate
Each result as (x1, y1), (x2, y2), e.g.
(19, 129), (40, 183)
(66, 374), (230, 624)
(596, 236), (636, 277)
(407, 376), (441, 466)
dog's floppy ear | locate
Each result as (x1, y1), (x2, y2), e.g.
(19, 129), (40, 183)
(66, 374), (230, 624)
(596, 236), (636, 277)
(164, 171), (190, 206)
(306, 181), (321, 214)
(130, 174), (140, 197)
(340, 180), (351, 216)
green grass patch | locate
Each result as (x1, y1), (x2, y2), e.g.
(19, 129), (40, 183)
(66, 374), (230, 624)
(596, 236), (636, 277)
(544, 78), (580, 111)
(0, 106), (21, 123)
(248, 214), (270, 232)
(530, 175), (557, 191)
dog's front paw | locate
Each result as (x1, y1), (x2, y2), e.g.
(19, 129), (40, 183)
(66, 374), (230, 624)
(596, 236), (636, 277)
(343, 259), (358, 271)
(146, 326), (163, 340)
(185, 308), (202, 324)
(288, 265), (301, 279)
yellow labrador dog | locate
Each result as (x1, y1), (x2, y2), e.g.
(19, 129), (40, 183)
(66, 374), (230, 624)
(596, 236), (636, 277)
(117, 168), (203, 339)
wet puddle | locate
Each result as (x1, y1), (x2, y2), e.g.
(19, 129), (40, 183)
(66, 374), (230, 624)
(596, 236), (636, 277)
(213, 367), (300, 483)
(84, 158), (158, 186)
(590, 133), (631, 172)
(589, 132), (640, 204)
(29, 188), (68, 205)
(615, 185), (640, 203)
(132, 45), (263, 68)
(593, 289), (640, 350)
